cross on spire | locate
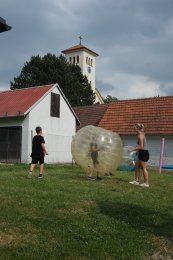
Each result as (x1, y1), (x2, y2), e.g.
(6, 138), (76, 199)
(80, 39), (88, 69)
(79, 35), (82, 44)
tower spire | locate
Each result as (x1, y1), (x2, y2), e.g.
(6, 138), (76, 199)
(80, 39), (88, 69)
(79, 35), (82, 45)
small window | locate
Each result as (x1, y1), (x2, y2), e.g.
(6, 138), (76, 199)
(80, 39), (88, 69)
(91, 59), (93, 66)
(50, 93), (60, 118)
(73, 56), (75, 64)
(86, 57), (88, 64)
(77, 56), (79, 63)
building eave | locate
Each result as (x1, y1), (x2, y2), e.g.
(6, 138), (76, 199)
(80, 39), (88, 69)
(95, 88), (104, 104)
(62, 44), (99, 57)
(0, 17), (12, 33)
(54, 83), (81, 126)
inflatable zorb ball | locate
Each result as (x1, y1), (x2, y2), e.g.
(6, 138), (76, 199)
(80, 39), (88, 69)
(119, 146), (137, 171)
(71, 125), (123, 175)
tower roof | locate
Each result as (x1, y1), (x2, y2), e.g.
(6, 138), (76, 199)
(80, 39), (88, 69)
(62, 44), (99, 57)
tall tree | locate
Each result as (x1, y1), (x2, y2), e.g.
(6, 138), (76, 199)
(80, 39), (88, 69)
(10, 54), (95, 106)
(104, 95), (118, 103)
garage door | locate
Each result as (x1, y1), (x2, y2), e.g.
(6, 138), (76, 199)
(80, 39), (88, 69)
(0, 126), (22, 163)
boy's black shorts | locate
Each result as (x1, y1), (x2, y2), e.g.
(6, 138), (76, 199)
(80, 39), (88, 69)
(138, 150), (149, 162)
(91, 152), (99, 165)
(31, 155), (44, 164)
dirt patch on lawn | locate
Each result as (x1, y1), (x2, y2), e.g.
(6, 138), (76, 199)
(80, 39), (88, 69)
(147, 250), (173, 259)
(0, 233), (17, 246)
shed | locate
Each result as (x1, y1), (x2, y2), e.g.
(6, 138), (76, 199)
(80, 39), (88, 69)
(0, 84), (80, 163)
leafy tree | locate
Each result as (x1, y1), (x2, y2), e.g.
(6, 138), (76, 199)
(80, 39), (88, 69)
(104, 94), (118, 103)
(10, 54), (95, 106)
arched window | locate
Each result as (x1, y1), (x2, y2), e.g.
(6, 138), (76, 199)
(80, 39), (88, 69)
(86, 56), (88, 64)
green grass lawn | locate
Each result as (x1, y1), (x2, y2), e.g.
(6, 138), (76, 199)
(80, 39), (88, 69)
(0, 164), (173, 260)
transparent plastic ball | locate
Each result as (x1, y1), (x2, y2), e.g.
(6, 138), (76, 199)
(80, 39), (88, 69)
(71, 125), (123, 175)
(119, 146), (137, 171)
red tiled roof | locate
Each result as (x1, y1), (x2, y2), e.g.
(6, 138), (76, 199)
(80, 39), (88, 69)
(99, 96), (173, 135)
(73, 103), (109, 131)
(62, 44), (99, 57)
(0, 85), (54, 117)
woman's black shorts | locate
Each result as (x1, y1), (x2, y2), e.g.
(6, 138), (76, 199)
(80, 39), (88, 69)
(138, 150), (149, 162)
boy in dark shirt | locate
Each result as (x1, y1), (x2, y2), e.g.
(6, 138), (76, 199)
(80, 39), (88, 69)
(27, 126), (48, 179)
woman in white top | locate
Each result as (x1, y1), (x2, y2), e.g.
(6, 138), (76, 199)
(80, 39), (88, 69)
(129, 123), (150, 187)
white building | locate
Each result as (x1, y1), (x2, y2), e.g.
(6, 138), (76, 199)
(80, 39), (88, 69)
(62, 42), (104, 104)
(0, 84), (80, 163)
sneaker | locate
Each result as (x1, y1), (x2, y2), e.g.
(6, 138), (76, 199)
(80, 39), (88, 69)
(129, 180), (139, 185)
(38, 175), (43, 179)
(87, 176), (95, 180)
(140, 183), (149, 188)
(97, 176), (103, 181)
(27, 172), (32, 179)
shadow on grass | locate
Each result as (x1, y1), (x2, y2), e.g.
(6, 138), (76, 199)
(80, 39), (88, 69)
(113, 177), (129, 183)
(98, 201), (173, 241)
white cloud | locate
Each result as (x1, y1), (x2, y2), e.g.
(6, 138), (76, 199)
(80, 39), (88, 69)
(99, 73), (161, 99)
(1, 0), (173, 100)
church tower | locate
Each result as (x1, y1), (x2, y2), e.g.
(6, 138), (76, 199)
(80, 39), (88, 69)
(62, 38), (104, 104)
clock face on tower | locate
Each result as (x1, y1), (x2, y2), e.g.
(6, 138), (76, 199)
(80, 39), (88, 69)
(87, 66), (91, 73)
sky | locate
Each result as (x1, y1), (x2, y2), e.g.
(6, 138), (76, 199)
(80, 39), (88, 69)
(1, 0), (173, 100)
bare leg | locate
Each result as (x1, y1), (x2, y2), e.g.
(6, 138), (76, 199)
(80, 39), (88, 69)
(27, 163), (36, 178)
(39, 164), (44, 176)
(87, 164), (95, 180)
(135, 160), (140, 182)
(140, 161), (149, 184)
(88, 166), (93, 177)
(88, 156), (95, 177)
(92, 164), (98, 177)
(30, 163), (36, 172)
(95, 164), (99, 177)
(95, 163), (102, 180)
